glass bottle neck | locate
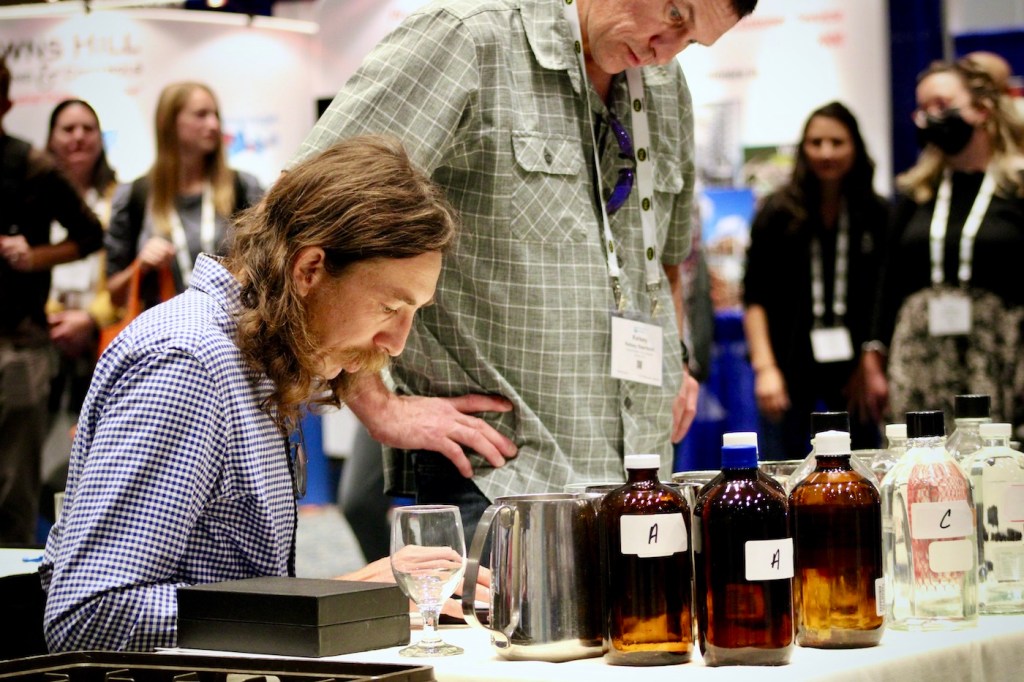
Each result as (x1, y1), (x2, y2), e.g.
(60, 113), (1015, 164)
(627, 468), (660, 484)
(908, 435), (946, 449)
(814, 454), (852, 469)
(953, 418), (988, 431)
(887, 437), (908, 449)
(981, 436), (1011, 448)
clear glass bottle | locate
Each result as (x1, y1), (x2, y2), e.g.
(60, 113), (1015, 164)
(881, 410), (978, 630)
(787, 412), (876, 492)
(947, 394), (992, 463)
(694, 444), (793, 666)
(602, 454), (693, 665)
(962, 423), (1024, 614)
(790, 430), (885, 647)
(871, 424), (908, 483)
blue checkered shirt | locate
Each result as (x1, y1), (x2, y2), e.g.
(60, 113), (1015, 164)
(40, 255), (296, 652)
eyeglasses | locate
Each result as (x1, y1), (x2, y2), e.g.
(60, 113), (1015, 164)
(604, 115), (636, 216)
(288, 427), (308, 499)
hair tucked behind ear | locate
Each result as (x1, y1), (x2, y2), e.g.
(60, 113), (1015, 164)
(225, 135), (458, 434)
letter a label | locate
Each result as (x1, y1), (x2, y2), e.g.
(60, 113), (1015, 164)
(744, 538), (794, 580)
(620, 513), (687, 557)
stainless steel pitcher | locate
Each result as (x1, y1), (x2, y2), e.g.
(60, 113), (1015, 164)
(462, 493), (603, 662)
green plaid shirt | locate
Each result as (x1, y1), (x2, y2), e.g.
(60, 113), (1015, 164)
(295, 0), (694, 500)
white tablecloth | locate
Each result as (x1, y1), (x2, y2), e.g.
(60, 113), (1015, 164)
(0, 548), (44, 578)
(173, 615), (1024, 682)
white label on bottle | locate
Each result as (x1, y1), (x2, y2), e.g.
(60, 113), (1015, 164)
(910, 501), (973, 540)
(620, 513), (687, 557)
(1004, 484), (1024, 523)
(875, 578), (885, 616)
(928, 538), (974, 572)
(744, 538), (794, 580)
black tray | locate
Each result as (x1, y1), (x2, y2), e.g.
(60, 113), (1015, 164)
(0, 651), (434, 682)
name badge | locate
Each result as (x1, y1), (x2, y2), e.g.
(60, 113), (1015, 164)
(928, 291), (972, 336)
(610, 314), (663, 387)
(810, 326), (854, 363)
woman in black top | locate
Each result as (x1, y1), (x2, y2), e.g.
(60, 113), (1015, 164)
(860, 57), (1024, 436)
(744, 102), (889, 458)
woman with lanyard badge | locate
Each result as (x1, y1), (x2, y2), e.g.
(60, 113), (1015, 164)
(860, 57), (1024, 437)
(106, 82), (263, 310)
(744, 102), (889, 459)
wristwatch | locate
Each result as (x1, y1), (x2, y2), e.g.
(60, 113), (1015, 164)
(680, 340), (690, 370)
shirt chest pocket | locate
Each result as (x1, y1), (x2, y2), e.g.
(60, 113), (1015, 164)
(509, 132), (588, 243)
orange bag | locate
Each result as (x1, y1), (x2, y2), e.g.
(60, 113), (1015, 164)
(96, 262), (176, 359)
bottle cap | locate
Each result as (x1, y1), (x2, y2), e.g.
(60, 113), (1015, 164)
(624, 454), (661, 470)
(722, 432), (758, 449)
(811, 411), (850, 435)
(907, 410), (945, 438)
(954, 394), (991, 419)
(721, 444), (758, 469)
(885, 423), (907, 439)
(979, 423), (1012, 439)
(814, 430), (852, 456)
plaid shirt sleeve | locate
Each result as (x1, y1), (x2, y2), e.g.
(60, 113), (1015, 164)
(42, 348), (228, 652)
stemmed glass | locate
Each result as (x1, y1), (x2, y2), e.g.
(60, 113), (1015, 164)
(390, 504), (467, 657)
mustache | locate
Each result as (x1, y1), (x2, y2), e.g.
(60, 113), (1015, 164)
(335, 346), (392, 375)
(326, 347), (392, 404)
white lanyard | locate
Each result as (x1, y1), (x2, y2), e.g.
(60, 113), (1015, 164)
(168, 182), (216, 287)
(929, 167), (996, 287)
(561, 0), (661, 314)
(810, 203), (849, 326)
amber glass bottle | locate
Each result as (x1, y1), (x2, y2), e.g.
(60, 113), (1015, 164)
(601, 454), (692, 665)
(790, 430), (885, 648)
(694, 444), (793, 666)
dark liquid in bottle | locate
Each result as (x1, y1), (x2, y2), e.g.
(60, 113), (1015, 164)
(694, 470), (793, 666)
(791, 457), (884, 648)
(602, 476), (692, 665)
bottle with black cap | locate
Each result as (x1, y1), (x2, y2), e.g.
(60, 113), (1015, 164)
(946, 394), (992, 464)
(601, 454), (693, 665)
(694, 443), (793, 665)
(790, 430), (885, 647)
(961, 423), (1024, 614)
(881, 410), (978, 630)
(786, 412), (878, 492)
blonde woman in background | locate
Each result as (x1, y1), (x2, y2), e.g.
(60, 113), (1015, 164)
(106, 81), (263, 310)
(861, 57), (1024, 437)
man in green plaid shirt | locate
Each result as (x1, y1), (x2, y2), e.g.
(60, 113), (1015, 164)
(294, 0), (755, 535)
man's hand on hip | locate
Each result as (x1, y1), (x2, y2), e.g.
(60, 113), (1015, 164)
(346, 376), (517, 478)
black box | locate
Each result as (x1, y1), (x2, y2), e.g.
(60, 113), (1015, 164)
(177, 577), (410, 658)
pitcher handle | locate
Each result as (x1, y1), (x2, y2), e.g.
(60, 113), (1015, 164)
(462, 502), (510, 648)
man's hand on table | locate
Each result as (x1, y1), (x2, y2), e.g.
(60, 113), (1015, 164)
(338, 553), (490, 621)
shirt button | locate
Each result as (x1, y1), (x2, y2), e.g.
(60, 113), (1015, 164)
(544, 150), (553, 164)
(624, 396), (633, 410)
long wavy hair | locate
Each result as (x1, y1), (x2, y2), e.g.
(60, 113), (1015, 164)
(149, 82), (235, 237)
(774, 101), (876, 233)
(225, 135), (459, 433)
(898, 57), (1024, 203)
(47, 99), (118, 193)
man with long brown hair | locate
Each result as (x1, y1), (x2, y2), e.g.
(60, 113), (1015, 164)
(40, 135), (460, 652)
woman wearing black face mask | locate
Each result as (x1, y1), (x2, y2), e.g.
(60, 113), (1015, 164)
(859, 56), (1024, 438)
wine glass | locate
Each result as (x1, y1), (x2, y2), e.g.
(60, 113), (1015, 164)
(390, 504), (467, 657)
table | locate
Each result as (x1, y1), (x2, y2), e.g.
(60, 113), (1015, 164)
(0, 548), (44, 578)
(174, 615), (1024, 682)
